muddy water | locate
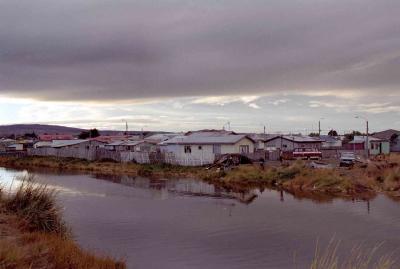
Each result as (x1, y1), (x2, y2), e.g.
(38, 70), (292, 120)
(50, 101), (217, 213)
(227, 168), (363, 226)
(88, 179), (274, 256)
(1, 167), (399, 269)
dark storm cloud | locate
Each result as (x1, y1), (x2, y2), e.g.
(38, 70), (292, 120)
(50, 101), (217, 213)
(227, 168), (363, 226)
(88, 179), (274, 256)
(1, 0), (399, 101)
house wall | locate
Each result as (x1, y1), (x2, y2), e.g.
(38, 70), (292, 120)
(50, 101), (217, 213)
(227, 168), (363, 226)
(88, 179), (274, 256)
(161, 144), (215, 166)
(343, 143), (364, 150)
(221, 138), (255, 154)
(28, 141), (105, 161)
(133, 142), (157, 152)
(390, 137), (400, 152)
(370, 141), (390, 155)
(265, 137), (321, 151)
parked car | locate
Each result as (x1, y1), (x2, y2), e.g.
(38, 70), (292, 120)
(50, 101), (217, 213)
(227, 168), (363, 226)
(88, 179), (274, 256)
(340, 152), (356, 167)
(292, 148), (322, 160)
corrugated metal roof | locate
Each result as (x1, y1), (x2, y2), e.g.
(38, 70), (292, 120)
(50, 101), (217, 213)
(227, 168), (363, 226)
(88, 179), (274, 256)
(52, 139), (88, 148)
(265, 135), (323, 143)
(34, 141), (53, 148)
(106, 140), (126, 146)
(161, 134), (251, 145)
(106, 140), (146, 146)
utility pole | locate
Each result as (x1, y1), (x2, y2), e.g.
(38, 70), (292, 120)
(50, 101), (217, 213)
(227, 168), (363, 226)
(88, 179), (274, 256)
(121, 119), (128, 135)
(318, 121), (321, 136)
(318, 118), (324, 136)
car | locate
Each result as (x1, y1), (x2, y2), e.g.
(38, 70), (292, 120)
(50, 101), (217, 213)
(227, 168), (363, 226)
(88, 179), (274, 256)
(340, 152), (356, 167)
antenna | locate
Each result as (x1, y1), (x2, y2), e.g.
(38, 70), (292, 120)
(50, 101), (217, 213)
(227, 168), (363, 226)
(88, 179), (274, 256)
(222, 121), (231, 131)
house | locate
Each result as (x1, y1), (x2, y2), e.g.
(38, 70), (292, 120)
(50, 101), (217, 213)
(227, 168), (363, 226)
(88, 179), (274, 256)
(92, 135), (137, 144)
(373, 129), (400, 152)
(159, 134), (255, 166)
(0, 139), (16, 152)
(320, 135), (343, 149)
(343, 136), (390, 155)
(246, 133), (275, 150)
(144, 133), (182, 144)
(264, 135), (323, 152)
(39, 134), (74, 141)
(6, 144), (24, 151)
(105, 140), (157, 152)
(51, 139), (105, 150)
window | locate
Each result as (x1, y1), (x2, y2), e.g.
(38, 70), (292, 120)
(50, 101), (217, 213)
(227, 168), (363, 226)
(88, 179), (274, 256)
(283, 144), (288, 148)
(184, 145), (192, 153)
(240, 145), (250, 154)
(198, 146), (202, 150)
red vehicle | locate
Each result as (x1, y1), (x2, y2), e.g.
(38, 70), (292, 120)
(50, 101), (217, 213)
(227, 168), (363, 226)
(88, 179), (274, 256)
(292, 148), (322, 160)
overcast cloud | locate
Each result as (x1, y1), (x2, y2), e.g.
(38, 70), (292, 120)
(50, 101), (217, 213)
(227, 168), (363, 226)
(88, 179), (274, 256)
(1, 0), (400, 101)
(0, 0), (399, 131)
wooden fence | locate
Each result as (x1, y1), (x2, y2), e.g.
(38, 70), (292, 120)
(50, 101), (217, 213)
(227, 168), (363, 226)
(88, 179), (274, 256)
(28, 148), (97, 161)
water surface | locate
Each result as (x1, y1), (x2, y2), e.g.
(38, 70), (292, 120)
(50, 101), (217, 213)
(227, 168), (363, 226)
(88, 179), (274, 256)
(1, 167), (399, 269)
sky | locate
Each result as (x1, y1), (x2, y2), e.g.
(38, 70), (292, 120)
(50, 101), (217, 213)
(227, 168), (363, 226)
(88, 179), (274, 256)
(0, 0), (399, 134)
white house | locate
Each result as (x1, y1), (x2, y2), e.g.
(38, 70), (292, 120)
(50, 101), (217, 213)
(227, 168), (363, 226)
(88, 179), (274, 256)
(159, 134), (255, 166)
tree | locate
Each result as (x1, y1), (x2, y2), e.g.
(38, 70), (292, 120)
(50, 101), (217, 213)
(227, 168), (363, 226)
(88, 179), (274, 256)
(328, 130), (338, 137)
(24, 132), (38, 139)
(78, 129), (100, 139)
(344, 130), (363, 142)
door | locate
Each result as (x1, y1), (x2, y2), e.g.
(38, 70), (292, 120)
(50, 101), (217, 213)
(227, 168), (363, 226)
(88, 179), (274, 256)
(213, 144), (221, 155)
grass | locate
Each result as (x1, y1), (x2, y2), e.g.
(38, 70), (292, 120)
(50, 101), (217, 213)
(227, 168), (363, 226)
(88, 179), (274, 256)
(310, 240), (396, 269)
(4, 174), (68, 235)
(0, 174), (126, 269)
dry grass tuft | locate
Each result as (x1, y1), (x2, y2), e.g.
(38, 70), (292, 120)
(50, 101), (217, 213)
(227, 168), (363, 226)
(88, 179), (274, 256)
(310, 240), (396, 269)
(0, 173), (126, 268)
(4, 174), (68, 236)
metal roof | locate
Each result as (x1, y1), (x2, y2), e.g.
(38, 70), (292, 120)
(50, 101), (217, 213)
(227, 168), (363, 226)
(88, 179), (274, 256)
(106, 140), (147, 146)
(52, 139), (89, 148)
(349, 136), (387, 144)
(372, 129), (400, 140)
(265, 135), (323, 143)
(161, 134), (253, 145)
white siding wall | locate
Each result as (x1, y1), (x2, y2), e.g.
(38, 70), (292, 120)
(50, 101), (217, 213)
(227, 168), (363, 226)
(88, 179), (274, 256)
(160, 138), (255, 166)
(221, 138), (255, 154)
(161, 144), (215, 166)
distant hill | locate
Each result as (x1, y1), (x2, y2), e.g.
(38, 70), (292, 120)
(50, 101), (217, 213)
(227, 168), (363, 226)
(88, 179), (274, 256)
(0, 124), (171, 138)
(0, 124), (85, 137)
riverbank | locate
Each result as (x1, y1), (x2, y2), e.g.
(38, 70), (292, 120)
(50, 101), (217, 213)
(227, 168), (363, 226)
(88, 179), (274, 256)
(0, 175), (125, 269)
(0, 155), (205, 178)
(205, 156), (400, 201)
(1, 155), (399, 201)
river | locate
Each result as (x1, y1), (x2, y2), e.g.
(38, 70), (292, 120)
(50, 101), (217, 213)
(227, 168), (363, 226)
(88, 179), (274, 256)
(1, 167), (399, 269)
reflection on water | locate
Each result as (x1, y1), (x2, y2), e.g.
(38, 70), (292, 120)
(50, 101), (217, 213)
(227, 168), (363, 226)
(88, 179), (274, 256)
(0, 167), (399, 269)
